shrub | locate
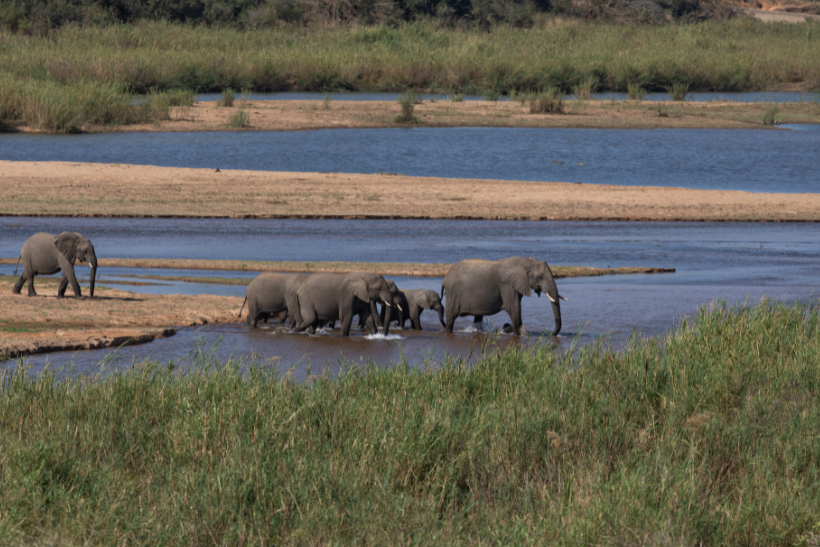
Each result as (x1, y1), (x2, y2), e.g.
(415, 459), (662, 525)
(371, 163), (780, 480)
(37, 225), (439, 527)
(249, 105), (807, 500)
(229, 108), (250, 127)
(220, 88), (235, 107)
(628, 82), (646, 100)
(572, 77), (598, 99)
(482, 89), (501, 101)
(668, 82), (689, 101)
(395, 92), (417, 122)
(529, 87), (563, 114)
(762, 104), (778, 125)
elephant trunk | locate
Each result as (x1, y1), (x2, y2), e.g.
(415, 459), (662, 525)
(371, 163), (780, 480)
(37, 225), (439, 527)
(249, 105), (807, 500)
(89, 256), (97, 298)
(545, 277), (561, 336)
(436, 304), (446, 327)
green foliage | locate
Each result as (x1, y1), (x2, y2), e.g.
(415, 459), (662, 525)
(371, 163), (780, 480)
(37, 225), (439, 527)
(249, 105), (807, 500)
(2, 302), (820, 544)
(762, 103), (779, 125)
(628, 81), (646, 100)
(451, 92), (464, 102)
(220, 88), (236, 107)
(395, 91), (417, 122)
(668, 82), (689, 101)
(529, 87), (563, 113)
(229, 107), (249, 127)
(572, 76), (598, 99)
(481, 88), (501, 101)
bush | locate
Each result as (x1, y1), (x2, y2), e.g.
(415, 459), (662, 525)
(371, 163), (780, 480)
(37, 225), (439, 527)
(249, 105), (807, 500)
(395, 91), (417, 122)
(229, 107), (250, 127)
(628, 81), (646, 100)
(529, 87), (563, 113)
(220, 88), (236, 107)
(668, 82), (689, 101)
(762, 104), (778, 125)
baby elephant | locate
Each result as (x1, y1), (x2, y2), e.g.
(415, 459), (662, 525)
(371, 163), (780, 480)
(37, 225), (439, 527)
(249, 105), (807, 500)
(239, 273), (306, 328)
(13, 232), (97, 298)
(396, 289), (446, 330)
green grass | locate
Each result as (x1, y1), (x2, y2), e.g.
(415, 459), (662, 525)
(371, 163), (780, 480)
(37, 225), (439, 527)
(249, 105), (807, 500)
(229, 107), (249, 128)
(668, 82), (690, 101)
(529, 87), (564, 113)
(395, 91), (417, 123)
(219, 88), (236, 107)
(763, 103), (779, 125)
(2, 301), (820, 544)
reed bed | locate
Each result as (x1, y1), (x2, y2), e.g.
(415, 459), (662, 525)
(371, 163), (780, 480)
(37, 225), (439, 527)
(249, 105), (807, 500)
(1, 19), (819, 96)
(1, 300), (819, 544)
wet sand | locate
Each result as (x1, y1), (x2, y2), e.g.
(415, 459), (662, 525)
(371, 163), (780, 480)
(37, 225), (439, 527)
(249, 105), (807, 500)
(11, 99), (813, 134)
(3, 161), (820, 222)
(0, 276), (243, 360)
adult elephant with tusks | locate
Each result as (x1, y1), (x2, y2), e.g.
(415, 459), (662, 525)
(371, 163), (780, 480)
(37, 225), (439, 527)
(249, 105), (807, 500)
(12, 232), (97, 298)
(441, 257), (565, 335)
(294, 272), (401, 336)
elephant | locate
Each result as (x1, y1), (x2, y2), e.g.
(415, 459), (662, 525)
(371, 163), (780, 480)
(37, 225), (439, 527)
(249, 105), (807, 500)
(397, 289), (446, 330)
(293, 272), (399, 336)
(441, 257), (565, 335)
(12, 232), (97, 298)
(362, 286), (445, 331)
(357, 278), (402, 329)
(238, 273), (306, 328)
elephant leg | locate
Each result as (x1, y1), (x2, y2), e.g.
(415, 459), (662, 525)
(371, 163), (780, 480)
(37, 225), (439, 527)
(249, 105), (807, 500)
(410, 308), (422, 330)
(12, 275), (26, 295)
(363, 312), (378, 335)
(473, 315), (484, 327)
(57, 275), (69, 298)
(293, 307), (317, 334)
(340, 312), (354, 337)
(247, 301), (259, 327)
(26, 272), (37, 297)
(56, 256), (82, 297)
(502, 293), (523, 335)
(445, 308), (457, 333)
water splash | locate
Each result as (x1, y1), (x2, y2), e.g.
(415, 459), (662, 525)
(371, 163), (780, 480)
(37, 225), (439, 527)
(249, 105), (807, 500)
(363, 333), (406, 341)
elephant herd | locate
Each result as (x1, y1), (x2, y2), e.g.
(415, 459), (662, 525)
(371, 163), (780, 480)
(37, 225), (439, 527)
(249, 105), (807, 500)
(242, 256), (566, 336)
(10, 232), (565, 336)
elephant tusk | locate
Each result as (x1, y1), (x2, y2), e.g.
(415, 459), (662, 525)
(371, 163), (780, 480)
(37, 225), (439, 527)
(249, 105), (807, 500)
(396, 304), (403, 312)
(546, 293), (556, 303)
(559, 295), (568, 301)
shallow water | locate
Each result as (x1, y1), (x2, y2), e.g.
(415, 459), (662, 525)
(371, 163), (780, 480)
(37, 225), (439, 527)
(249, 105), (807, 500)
(3, 218), (817, 378)
(2, 127), (819, 192)
(194, 91), (820, 104)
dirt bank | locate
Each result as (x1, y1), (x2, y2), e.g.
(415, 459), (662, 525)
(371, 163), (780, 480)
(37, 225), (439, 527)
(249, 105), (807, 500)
(37, 99), (817, 134)
(0, 276), (243, 360)
(2, 161), (820, 222)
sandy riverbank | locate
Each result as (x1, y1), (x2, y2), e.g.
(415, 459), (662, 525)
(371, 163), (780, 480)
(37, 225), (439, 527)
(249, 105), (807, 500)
(0, 276), (243, 360)
(41, 98), (820, 134)
(2, 161), (820, 222)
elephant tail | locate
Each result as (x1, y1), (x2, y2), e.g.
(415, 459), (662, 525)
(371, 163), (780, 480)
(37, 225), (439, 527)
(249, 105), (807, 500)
(440, 281), (445, 300)
(238, 296), (247, 318)
(13, 255), (20, 276)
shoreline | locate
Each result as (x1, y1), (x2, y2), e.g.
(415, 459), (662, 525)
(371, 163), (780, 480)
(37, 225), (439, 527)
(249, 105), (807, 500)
(4, 161), (820, 222)
(8, 99), (820, 134)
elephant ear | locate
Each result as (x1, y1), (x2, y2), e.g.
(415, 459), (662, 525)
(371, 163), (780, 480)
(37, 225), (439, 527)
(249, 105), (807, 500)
(54, 232), (78, 263)
(347, 276), (371, 302)
(499, 260), (532, 297)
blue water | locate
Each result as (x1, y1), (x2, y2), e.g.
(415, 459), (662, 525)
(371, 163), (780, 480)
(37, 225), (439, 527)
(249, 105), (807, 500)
(2, 127), (819, 192)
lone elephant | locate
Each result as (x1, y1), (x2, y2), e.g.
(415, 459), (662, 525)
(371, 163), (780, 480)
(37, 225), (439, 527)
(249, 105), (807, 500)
(294, 272), (399, 336)
(441, 257), (565, 335)
(12, 232), (97, 298)
(239, 273), (307, 328)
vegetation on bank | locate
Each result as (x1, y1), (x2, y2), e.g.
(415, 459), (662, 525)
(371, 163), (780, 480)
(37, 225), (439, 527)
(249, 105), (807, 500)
(1, 301), (819, 544)
(1, 20), (819, 131)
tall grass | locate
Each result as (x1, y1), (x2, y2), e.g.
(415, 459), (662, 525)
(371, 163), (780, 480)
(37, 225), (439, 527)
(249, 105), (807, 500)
(529, 87), (564, 113)
(0, 75), (193, 133)
(3, 301), (819, 544)
(220, 88), (236, 107)
(395, 91), (417, 122)
(763, 104), (779, 125)
(1, 19), (819, 96)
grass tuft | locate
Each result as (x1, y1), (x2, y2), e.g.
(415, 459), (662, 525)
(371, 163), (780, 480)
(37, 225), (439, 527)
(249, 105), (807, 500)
(762, 104), (779, 125)
(229, 108), (249, 128)
(395, 92), (417, 123)
(482, 89), (501, 101)
(572, 77), (598, 99)
(220, 88), (235, 107)
(668, 82), (689, 101)
(529, 87), (564, 114)
(628, 82), (646, 101)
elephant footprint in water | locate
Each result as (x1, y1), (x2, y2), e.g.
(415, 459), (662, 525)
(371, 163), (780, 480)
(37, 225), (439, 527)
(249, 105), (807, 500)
(12, 232), (97, 298)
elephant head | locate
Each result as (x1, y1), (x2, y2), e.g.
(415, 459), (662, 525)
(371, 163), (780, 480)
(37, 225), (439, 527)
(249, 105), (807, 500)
(418, 290), (446, 327)
(56, 232), (97, 298)
(500, 257), (564, 335)
(349, 273), (399, 335)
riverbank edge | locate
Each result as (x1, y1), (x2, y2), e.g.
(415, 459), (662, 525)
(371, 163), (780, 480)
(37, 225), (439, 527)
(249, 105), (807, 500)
(4, 162), (820, 222)
(2, 328), (177, 362)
